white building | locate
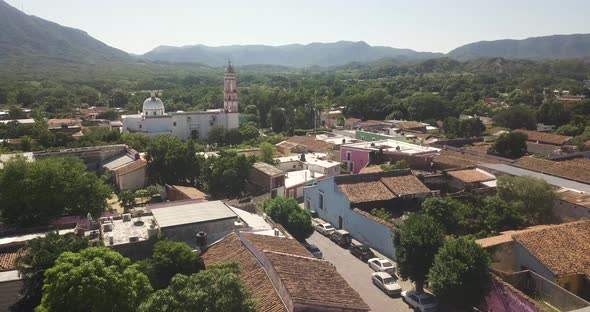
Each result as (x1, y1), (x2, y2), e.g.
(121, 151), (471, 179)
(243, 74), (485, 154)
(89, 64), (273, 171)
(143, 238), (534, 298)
(121, 61), (240, 140)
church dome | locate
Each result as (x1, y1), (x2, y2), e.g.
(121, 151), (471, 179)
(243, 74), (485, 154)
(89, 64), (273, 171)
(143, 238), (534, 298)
(142, 95), (165, 116)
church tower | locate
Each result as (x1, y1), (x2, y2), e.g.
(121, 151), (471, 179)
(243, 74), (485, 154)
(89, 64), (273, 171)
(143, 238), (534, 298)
(223, 60), (239, 113)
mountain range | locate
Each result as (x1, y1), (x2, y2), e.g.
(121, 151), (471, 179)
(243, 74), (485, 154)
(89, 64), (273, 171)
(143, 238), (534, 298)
(2, 0), (590, 68)
(0, 0), (130, 64)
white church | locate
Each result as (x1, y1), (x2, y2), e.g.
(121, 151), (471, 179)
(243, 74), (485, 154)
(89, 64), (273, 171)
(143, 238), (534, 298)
(121, 61), (240, 140)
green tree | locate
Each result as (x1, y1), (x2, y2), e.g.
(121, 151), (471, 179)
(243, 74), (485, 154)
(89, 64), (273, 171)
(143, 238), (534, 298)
(208, 125), (226, 145)
(146, 135), (200, 184)
(225, 128), (243, 145)
(428, 237), (491, 309)
(493, 104), (537, 130)
(496, 175), (556, 224)
(407, 93), (449, 121)
(263, 197), (314, 241)
(203, 151), (253, 196)
(139, 262), (255, 312)
(380, 159), (409, 171)
(488, 132), (528, 159)
(31, 118), (55, 147)
(421, 197), (460, 234)
(0, 157), (112, 226)
(120, 132), (152, 152)
(140, 240), (204, 289)
(36, 247), (152, 312)
(259, 142), (275, 164)
(536, 100), (570, 126)
(393, 214), (444, 293)
(15, 232), (92, 309)
(370, 208), (393, 222)
(118, 190), (136, 209)
(239, 123), (259, 142)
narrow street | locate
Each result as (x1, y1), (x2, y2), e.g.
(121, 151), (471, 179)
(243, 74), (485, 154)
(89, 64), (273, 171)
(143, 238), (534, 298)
(308, 232), (414, 312)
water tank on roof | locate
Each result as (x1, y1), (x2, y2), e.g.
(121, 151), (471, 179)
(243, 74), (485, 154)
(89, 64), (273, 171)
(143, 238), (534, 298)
(196, 231), (208, 249)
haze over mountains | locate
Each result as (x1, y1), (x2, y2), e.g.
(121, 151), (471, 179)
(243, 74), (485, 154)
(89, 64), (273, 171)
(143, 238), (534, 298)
(2, 0), (590, 68)
(142, 42), (443, 67)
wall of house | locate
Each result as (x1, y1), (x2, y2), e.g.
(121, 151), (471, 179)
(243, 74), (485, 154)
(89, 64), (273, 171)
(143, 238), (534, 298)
(556, 274), (589, 301)
(303, 178), (396, 258)
(161, 218), (235, 246)
(489, 241), (517, 273)
(514, 242), (555, 281)
(381, 153), (433, 171)
(116, 166), (146, 191)
(276, 160), (304, 172)
(249, 168), (272, 191)
(483, 277), (544, 312)
(340, 147), (370, 174)
(0, 275), (22, 311)
(554, 200), (590, 222)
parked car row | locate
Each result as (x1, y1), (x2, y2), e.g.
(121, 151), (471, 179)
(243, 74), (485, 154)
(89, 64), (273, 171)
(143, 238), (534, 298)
(313, 218), (438, 311)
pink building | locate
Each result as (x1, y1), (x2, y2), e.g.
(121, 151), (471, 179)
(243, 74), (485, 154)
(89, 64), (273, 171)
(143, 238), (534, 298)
(340, 140), (440, 173)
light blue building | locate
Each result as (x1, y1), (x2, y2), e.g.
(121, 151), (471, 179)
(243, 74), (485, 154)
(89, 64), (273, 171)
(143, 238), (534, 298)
(303, 170), (431, 258)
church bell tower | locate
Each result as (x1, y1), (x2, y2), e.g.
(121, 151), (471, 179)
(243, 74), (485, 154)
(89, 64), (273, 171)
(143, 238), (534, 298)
(223, 60), (239, 113)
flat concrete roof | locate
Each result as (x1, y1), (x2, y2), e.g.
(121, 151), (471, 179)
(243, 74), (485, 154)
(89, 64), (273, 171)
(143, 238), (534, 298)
(285, 170), (324, 188)
(151, 200), (237, 228)
(253, 162), (284, 177)
(342, 139), (440, 155)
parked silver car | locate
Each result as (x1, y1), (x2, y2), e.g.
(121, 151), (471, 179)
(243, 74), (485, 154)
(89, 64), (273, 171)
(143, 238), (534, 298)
(371, 272), (402, 296)
(315, 223), (335, 236)
(368, 257), (396, 276)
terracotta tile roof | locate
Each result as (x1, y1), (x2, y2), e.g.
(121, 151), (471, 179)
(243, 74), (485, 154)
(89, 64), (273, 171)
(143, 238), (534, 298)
(358, 120), (389, 128)
(359, 165), (384, 174)
(396, 121), (425, 130)
(338, 180), (396, 204)
(475, 224), (562, 248)
(0, 245), (23, 271)
(352, 208), (395, 228)
(433, 149), (511, 170)
(285, 136), (334, 153)
(113, 159), (147, 175)
(557, 189), (590, 209)
(513, 157), (590, 184)
(240, 232), (312, 257)
(337, 171), (430, 203)
(47, 118), (82, 127)
(514, 220), (590, 277)
(513, 129), (572, 146)
(380, 175), (431, 196)
(202, 233), (287, 312)
(265, 251), (370, 311)
(447, 169), (496, 183)
(169, 185), (208, 200)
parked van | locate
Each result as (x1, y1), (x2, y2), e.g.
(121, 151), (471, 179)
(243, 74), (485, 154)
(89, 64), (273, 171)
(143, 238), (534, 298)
(330, 229), (351, 247)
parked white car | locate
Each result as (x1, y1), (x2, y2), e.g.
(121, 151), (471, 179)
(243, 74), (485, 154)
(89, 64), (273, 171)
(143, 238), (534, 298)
(315, 223), (335, 235)
(368, 258), (396, 276)
(371, 272), (402, 296)
(401, 290), (438, 312)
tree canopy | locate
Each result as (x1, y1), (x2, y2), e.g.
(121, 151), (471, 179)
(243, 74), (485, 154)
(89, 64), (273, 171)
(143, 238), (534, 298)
(496, 175), (557, 224)
(393, 214), (445, 293)
(488, 132), (528, 159)
(139, 240), (204, 289)
(493, 104), (537, 130)
(36, 247), (152, 312)
(139, 262), (255, 312)
(15, 232), (93, 309)
(428, 237), (491, 309)
(0, 157), (111, 226)
(263, 197), (314, 241)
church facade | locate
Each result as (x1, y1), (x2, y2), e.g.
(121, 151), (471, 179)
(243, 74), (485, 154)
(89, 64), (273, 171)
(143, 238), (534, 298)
(121, 61), (240, 140)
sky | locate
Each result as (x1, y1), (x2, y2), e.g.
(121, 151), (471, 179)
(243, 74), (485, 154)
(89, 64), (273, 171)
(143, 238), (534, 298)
(6, 0), (590, 55)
